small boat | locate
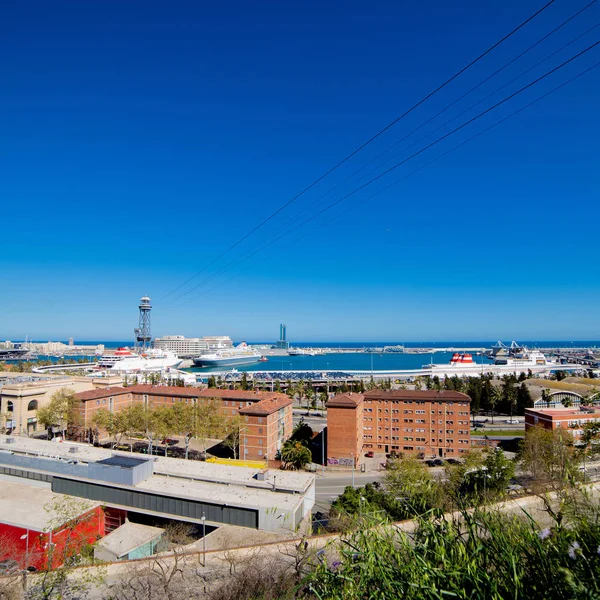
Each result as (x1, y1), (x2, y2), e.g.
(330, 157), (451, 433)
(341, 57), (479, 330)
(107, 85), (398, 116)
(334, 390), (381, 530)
(259, 356), (269, 362)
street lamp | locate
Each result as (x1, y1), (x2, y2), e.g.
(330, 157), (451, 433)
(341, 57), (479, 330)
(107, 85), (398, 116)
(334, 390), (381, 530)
(320, 427), (326, 476)
(201, 514), (206, 567)
(351, 452), (355, 488)
(20, 531), (29, 572)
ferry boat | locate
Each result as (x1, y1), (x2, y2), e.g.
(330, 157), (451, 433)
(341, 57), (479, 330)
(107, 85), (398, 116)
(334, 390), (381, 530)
(423, 344), (552, 377)
(96, 347), (182, 372)
(192, 342), (261, 368)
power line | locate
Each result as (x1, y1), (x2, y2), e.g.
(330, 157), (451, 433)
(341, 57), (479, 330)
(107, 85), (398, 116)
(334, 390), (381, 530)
(171, 59), (600, 306)
(166, 39), (600, 307)
(248, 1), (599, 245)
(158, 0), (558, 302)
(172, 58), (600, 305)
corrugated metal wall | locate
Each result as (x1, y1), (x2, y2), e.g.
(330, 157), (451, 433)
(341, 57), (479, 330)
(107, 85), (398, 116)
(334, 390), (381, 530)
(52, 478), (259, 529)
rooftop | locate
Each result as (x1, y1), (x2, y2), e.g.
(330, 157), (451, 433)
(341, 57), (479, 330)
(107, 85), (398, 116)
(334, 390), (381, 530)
(0, 437), (314, 507)
(363, 389), (471, 402)
(77, 386), (131, 401)
(239, 395), (292, 416)
(95, 522), (163, 557)
(0, 480), (99, 531)
(326, 392), (364, 408)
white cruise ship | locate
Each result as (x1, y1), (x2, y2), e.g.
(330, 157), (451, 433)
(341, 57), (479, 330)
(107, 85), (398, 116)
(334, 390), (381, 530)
(423, 344), (552, 377)
(192, 342), (261, 368)
(96, 347), (182, 373)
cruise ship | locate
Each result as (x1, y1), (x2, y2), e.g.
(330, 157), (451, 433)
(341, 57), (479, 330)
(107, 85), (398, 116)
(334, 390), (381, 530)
(192, 342), (262, 368)
(96, 347), (182, 373)
(423, 343), (553, 377)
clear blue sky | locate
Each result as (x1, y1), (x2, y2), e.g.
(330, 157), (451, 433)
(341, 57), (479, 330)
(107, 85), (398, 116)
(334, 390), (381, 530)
(1, 0), (599, 342)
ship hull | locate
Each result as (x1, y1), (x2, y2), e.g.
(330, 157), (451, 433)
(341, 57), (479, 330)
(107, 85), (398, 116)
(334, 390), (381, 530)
(192, 355), (261, 368)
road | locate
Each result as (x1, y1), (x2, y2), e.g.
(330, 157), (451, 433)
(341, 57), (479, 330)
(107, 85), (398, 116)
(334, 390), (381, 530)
(313, 472), (382, 511)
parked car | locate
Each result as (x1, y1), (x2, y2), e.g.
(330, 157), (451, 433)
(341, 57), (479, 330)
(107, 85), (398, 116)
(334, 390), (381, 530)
(365, 451), (374, 458)
(161, 438), (179, 446)
(433, 458), (445, 467)
(425, 459), (436, 467)
(473, 422), (485, 428)
(504, 418), (520, 424)
(445, 458), (461, 465)
(0, 559), (19, 575)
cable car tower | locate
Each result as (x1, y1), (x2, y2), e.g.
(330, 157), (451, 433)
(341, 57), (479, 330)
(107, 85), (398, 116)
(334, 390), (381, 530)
(134, 296), (152, 352)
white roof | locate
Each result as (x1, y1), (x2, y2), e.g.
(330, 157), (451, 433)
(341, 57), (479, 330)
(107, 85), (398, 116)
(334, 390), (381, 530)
(0, 480), (99, 531)
(96, 522), (163, 557)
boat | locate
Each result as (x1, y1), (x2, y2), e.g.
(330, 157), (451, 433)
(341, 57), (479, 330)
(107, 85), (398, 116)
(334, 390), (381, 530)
(96, 347), (182, 373)
(259, 356), (269, 362)
(423, 343), (553, 377)
(192, 342), (261, 368)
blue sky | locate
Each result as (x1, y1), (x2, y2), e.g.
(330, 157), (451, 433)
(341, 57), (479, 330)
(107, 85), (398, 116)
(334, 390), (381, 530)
(1, 0), (599, 342)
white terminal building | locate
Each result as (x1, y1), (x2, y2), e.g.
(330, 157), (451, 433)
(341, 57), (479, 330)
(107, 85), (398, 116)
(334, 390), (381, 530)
(154, 335), (233, 356)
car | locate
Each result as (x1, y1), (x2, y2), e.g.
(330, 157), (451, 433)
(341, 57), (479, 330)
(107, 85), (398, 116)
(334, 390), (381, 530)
(445, 458), (461, 465)
(425, 459), (436, 467)
(161, 438), (179, 446)
(0, 559), (19, 575)
(504, 418), (520, 424)
(473, 422), (485, 428)
(365, 451), (374, 458)
(433, 458), (445, 467)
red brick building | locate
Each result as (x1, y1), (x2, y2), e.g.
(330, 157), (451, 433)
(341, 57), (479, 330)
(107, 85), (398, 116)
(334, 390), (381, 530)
(326, 389), (471, 464)
(75, 385), (293, 460)
(525, 405), (600, 439)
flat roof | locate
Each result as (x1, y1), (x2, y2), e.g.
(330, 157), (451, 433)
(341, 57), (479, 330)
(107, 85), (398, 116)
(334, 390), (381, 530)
(0, 480), (99, 531)
(96, 522), (163, 557)
(0, 437), (314, 504)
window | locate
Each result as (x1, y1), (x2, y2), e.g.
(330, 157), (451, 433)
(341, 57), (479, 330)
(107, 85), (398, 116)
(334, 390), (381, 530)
(96, 400), (100, 406)
(259, 428), (263, 434)
(258, 417), (263, 424)
(102, 399), (106, 404)
(7, 401), (14, 412)
(27, 400), (38, 411)
(109, 398), (114, 412)
(258, 450), (263, 456)
(259, 439), (263, 445)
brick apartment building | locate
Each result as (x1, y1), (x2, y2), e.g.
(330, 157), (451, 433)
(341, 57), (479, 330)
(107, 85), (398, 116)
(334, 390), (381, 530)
(326, 389), (471, 464)
(75, 385), (293, 461)
(525, 405), (600, 439)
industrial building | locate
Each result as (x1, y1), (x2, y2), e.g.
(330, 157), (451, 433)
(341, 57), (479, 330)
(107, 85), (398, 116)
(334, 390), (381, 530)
(75, 385), (294, 461)
(0, 437), (315, 533)
(0, 480), (104, 570)
(154, 335), (233, 356)
(326, 389), (472, 465)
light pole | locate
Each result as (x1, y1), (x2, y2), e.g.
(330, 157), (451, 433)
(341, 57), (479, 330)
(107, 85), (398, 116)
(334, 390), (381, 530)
(201, 514), (206, 567)
(20, 531), (29, 569)
(351, 453), (355, 488)
(321, 427), (326, 476)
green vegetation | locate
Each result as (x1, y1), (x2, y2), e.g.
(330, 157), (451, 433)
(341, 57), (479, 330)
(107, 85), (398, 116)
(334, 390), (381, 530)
(36, 388), (81, 440)
(304, 497), (600, 600)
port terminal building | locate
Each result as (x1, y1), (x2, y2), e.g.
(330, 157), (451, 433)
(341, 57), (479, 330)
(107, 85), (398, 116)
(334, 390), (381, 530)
(0, 437), (315, 533)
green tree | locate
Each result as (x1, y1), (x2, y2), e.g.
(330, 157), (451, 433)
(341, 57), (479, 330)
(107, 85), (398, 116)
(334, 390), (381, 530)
(516, 382), (532, 413)
(240, 372), (249, 390)
(223, 415), (244, 459)
(280, 440), (312, 470)
(520, 426), (580, 491)
(319, 390), (328, 411)
(36, 388), (81, 440)
(383, 455), (440, 516)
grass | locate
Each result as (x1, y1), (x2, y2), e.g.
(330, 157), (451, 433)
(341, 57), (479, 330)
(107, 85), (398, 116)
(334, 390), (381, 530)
(471, 430), (523, 437)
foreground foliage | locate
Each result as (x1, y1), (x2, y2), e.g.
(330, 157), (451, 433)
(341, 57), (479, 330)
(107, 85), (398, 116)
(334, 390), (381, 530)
(304, 493), (600, 600)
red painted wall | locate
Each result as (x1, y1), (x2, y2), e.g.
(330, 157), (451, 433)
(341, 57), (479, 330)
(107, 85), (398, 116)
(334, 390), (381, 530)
(0, 506), (105, 570)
